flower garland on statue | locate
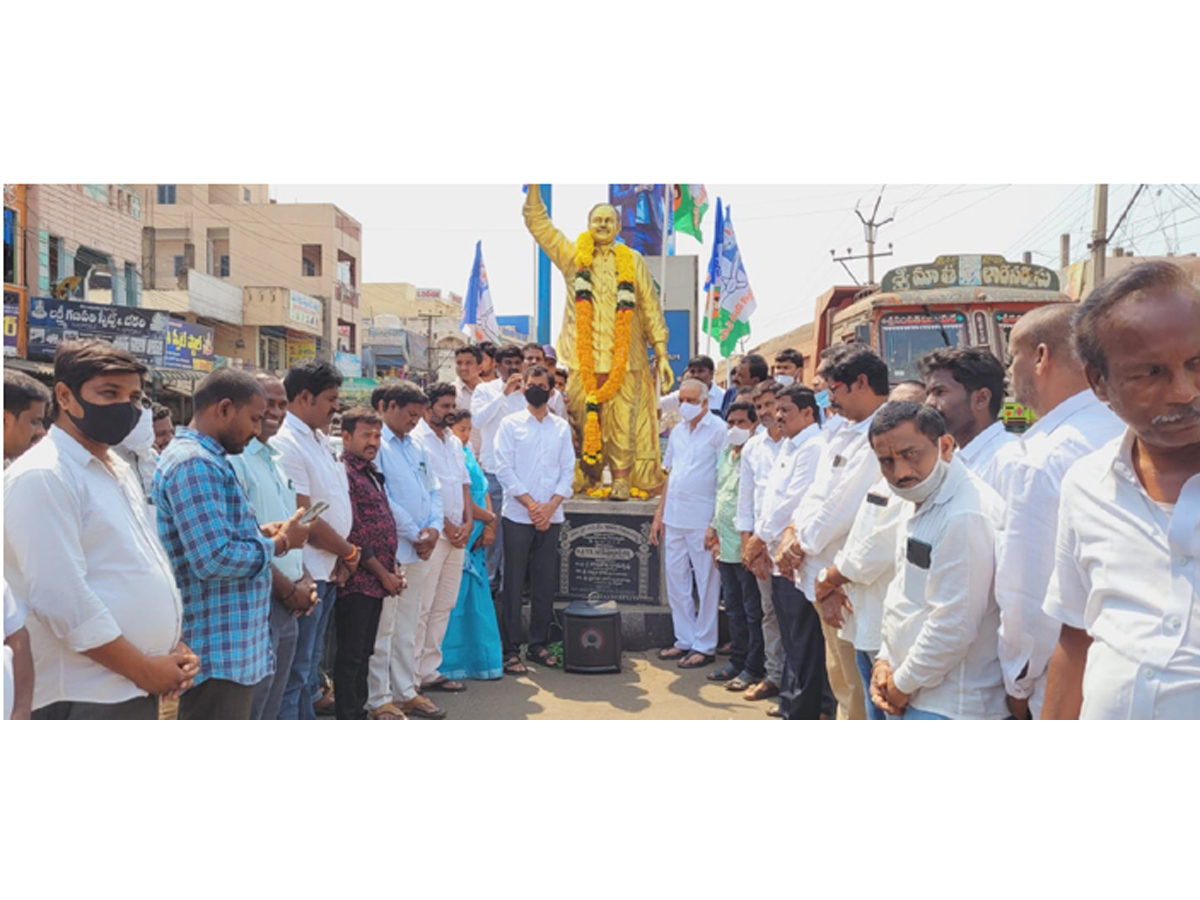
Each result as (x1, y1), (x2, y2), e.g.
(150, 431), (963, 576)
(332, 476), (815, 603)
(574, 231), (636, 468)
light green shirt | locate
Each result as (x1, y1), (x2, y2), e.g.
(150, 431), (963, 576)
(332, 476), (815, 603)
(712, 444), (744, 564)
(228, 438), (304, 581)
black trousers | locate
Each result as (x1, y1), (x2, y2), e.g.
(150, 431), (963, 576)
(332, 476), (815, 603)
(178, 678), (259, 720)
(501, 520), (561, 658)
(771, 576), (835, 720)
(33, 695), (157, 720)
(720, 561), (765, 679)
(333, 591), (383, 720)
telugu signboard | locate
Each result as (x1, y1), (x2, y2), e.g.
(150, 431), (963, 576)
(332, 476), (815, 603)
(335, 351), (362, 379)
(416, 288), (442, 300)
(163, 320), (216, 371)
(25, 296), (170, 366)
(3, 291), (19, 357)
(288, 291), (322, 330)
(881, 255), (1060, 294)
(286, 331), (316, 368)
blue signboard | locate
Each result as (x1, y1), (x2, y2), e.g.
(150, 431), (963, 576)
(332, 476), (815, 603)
(609, 184), (668, 258)
(662, 309), (692, 387)
(163, 320), (215, 371)
(25, 296), (170, 367)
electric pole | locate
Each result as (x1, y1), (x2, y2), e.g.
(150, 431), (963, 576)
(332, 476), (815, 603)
(1088, 184), (1109, 291)
(832, 186), (894, 286)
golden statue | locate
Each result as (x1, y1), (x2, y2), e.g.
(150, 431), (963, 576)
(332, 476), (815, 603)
(523, 185), (675, 500)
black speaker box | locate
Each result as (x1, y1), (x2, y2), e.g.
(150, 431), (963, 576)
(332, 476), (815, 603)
(562, 602), (622, 674)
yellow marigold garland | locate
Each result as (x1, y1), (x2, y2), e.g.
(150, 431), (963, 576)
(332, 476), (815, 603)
(574, 232), (636, 467)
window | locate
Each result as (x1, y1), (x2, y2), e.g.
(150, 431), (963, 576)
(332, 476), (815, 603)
(219, 255), (230, 278)
(301, 244), (322, 277)
(3, 208), (15, 285)
(243, 188), (251, 202)
(125, 262), (137, 306)
(174, 255), (185, 277)
(878, 311), (967, 382)
(157, 185), (176, 205)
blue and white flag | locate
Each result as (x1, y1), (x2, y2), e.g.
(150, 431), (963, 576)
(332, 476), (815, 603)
(461, 241), (500, 343)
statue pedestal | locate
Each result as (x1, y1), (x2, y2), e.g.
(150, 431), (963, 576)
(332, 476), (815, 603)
(552, 497), (674, 650)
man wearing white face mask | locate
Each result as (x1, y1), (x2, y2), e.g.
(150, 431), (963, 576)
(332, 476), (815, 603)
(867, 402), (1008, 720)
(772, 348), (804, 386)
(650, 379), (728, 669)
(114, 398), (161, 531)
(705, 400), (765, 687)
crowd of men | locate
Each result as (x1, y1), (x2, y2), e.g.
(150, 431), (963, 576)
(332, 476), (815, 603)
(3, 261), (1198, 719)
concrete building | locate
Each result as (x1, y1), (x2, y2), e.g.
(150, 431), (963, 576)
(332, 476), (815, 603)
(361, 282), (462, 320)
(132, 184), (363, 358)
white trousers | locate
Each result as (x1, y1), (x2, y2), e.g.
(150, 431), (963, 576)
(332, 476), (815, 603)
(757, 574), (784, 685)
(366, 559), (431, 707)
(414, 537), (465, 687)
(663, 525), (721, 655)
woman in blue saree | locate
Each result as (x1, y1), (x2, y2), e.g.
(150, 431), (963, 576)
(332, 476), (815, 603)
(439, 410), (503, 681)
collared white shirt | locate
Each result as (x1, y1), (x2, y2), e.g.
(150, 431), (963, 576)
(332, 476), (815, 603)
(470, 378), (526, 473)
(1044, 430), (1200, 719)
(377, 425), (442, 564)
(549, 389), (566, 419)
(757, 424), (824, 573)
(658, 383), (726, 416)
(494, 408), (576, 526)
(878, 456), (1008, 719)
(735, 427), (781, 533)
(794, 410), (881, 599)
(995, 390), (1124, 699)
(959, 420), (1019, 494)
(413, 418), (471, 528)
(454, 377), (484, 456)
(3, 580), (21, 720)
(3, 426), (183, 708)
(662, 413), (728, 529)
(834, 476), (911, 653)
(271, 411), (354, 581)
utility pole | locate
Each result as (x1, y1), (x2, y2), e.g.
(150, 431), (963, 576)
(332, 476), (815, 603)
(426, 313), (436, 384)
(1060, 234), (1071, 270)
(1088, 184), (1109, 291)
(832, 186), (894, 286)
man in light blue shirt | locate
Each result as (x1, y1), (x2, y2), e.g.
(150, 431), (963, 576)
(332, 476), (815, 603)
(366, 382), (447, 720)
(228, 373), (318, 720)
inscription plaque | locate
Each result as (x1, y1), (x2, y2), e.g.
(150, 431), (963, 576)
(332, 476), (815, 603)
(557, 500), (662, 606)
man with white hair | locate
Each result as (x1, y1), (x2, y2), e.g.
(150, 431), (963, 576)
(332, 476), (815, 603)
(650, 378), (727, 669)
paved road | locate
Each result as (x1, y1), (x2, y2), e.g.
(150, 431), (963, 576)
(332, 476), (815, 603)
(429, 651), (780, 720)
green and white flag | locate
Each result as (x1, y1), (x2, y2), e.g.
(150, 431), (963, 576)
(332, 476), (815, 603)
(672, 184), (710, 242)
(704, 206), (755, 358)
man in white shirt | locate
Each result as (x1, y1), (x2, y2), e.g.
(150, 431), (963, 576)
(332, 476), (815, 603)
(659, 354), (726, 418)
(453, 345), (485, 456)
(471, 344), (527, 590)
(1043, 261), (1200, 719)
(5, 340), (197, 719)
(814, 381), (927, 720)
(771, 348), (804, 386)
(493, 365), (575, 672)
(4, 368), (50, 466)
(521, 342), (567, 418)
(780, 344), (890, 720)
(995, 305), (1124, 719)
(113, 398), (161, 530)
(650, 378), (728, 668)
(4, 580), (33, 719)
(752, 385), (829, 718)
(412, 382), (474, 693)
(868, 401), (1008, 719)
(273, 358), (358, 720)
(478, 341), (498, 382)
(737, 381), (786, 700)
(918, 346), (1018, 493)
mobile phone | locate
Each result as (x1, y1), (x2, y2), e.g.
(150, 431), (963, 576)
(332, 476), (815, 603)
(299, 501), (330, 525)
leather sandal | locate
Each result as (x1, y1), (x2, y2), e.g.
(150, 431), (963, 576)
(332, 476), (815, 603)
(368, 703), (407, 721)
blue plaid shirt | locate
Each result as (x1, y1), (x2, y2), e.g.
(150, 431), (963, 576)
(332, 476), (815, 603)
(153, 427), (276, 688)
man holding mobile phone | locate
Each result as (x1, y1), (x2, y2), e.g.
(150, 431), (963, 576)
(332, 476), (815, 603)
(867, 402), (1008, 721)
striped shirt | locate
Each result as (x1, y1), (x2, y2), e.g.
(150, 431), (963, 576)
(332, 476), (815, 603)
(153, 428), (276, 688)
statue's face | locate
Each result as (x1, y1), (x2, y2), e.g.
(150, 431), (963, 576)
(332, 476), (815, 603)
(588, 204), (620, 246)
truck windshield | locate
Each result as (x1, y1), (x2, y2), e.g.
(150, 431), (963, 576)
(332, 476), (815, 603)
(878, 311), (967, 382)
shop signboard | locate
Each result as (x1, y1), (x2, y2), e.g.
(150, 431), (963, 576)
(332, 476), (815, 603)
(3, 290), (19, 356)
(163, 320), (216, 371)
(288, 291), (322, 330)
(286, 331), (317, 368)
(25, 296), (169, 366)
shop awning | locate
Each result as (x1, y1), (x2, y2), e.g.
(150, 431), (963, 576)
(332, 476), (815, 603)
(3, 357), (55, 379)
(156, 369), (204, 396)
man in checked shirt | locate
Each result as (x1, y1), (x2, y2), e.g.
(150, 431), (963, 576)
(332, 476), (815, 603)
(155, 369), (313, 720)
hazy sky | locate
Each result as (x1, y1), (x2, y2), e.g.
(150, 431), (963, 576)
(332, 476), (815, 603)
(274, 183), (1200, 354)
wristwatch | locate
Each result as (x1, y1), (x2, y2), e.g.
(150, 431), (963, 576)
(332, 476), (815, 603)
(817, 566), (831, 585)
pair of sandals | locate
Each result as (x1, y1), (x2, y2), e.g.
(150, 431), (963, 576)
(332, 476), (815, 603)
(657, 647), (715, 669)
(503, 646), (559, 675)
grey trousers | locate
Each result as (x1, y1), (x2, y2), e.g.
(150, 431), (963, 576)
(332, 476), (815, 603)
(33, 695), (157, 720)
(757, 575), (785, 685)
(484, 471), (505, 590)
(251, 600), (300, 720)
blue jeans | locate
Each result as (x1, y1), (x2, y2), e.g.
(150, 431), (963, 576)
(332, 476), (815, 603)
(278, 580), (337, 720)
(856, 649), (887, 721)
(887, 706), (950, 720)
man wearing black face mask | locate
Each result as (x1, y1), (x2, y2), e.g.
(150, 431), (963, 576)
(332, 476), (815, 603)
(154, 368), (313, 719)
(5, 340), (199, 719)
(493, 365), (576, 672)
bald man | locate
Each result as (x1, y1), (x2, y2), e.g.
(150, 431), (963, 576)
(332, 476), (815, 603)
(995, 304), (1123, 719)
